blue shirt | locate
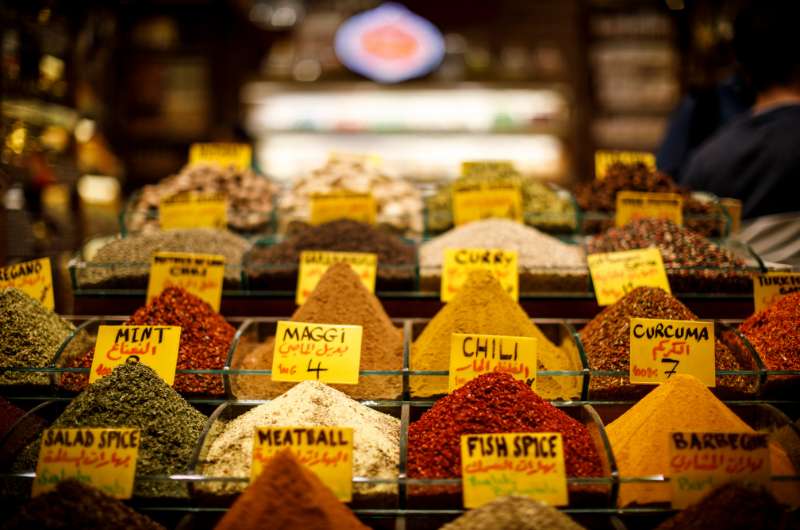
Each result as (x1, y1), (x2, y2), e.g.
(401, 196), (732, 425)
(682, 104), (800, 219)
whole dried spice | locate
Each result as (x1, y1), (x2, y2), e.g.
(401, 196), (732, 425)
(408, 373), (603, 480)
(419, 219), (588, 292)
(739, 291), (800, 372)
(606, 374), (799, 507)
(234, 262), (403, 399)
(654, 482), (786, 530)
(410, 270), (582, 399)
(586, 218), (751, 293)
(579, 286), (755, 398)
(213, 450), (369, 530)
(61, 287), (234, 395)
(0, 287), (74, 386)
(440, 496), (586, 530)
(201, 381), (400, 498)
(127, 163), (278, 233)
(573, 161), (722, 236)
(1, 479), (165, 530)
(245, 219), (416, 290)
(14, 362), (206, 498)
(76, 228), (249, 289)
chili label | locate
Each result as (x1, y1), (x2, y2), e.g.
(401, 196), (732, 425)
(449, 333), (537, 392)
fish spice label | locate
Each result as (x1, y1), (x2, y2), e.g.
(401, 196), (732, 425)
(594, 149), (656, 180)
(452, 180), (523, 226)
(668, 431), (770, 508)
(33, 427), (140, 499)
(629, 318), (715, 386)
(449, 333), (537, 393)
(309, 192), (377, 225)
(615, 191), (683, 228)
(460, 432), (568, 508)
(252, 426), (353, 501)
(442, 248), (519, 302)
(296, 251), (377, 306)
(753, 272), (800, 312)
(587, 247), (671, 306)
(0, 257), (54, 310)
(189, 142), (252, 170)
(147, 252), (225, 311)
(271, 322), (362, 385)
(90, 325), (181, 385)
(159, 191), (228, 230)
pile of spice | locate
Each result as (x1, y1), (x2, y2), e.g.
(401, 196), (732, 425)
(419, 219), (588, 292)
(200, 380), (400, 498)
(75, 228), (249, 289)
(279, 156), (423, 236)
(0, 287), (74, 386)
(410, 270), (582, 399)
(234, 263), (403, 399)
(654, 482), (785, 530)
(0, 398), (45, 469)
(213, 450), (369, 530)
(572, 161), (723, 236)
(408, 373), (603, 482)
(61, 287), (235, 395)
(579, 286), (755, 398)
(586, 218), (751, 292)
(2, 479), (166, 530)
(605, 374), (799, 507)
(440, 496), (586, 530)
(126, 163), (278, 233)
(245, 219), (416, 290)
(425, 169), (577, 234)
(739, 291), (800, 388)
(15, 362), (206, 498)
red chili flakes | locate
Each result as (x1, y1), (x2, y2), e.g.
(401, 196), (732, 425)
(739, 291), (800, 371)
(61, 287), (234, 395)
(407, 372), (603, 479)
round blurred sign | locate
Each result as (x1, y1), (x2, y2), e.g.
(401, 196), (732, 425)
(335, 3), (445, 83)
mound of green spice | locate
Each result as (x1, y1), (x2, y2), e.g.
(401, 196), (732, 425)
(14, 362), (206, 498)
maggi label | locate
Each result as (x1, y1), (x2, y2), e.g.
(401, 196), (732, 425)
(271, 322), (362, 385)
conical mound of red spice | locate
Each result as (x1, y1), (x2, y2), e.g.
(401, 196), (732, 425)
(739, 291), (800, 371)
(407, 372), (603, 479)
(214, 450), (369, 530)
(62, 287), (234, 395)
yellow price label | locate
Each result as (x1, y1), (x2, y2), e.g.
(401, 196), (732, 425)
(587, 248), (671, 306)
(147, 252), (225, 311)
(753, 273), (800, 312)
(32, 427), (140, 499)
(594, 150), (656, 180)
(441, 248), (518, 302)
(90, 325), (181, 385)
(297, 251), (377, 306)
(159, 192), (228, 230)
(449, 333), (537, 393)
(271, 322), (362, 385)
(461, 432), (568, 508)
(0, 257), (54, 310)
(668, 432), (770, 508)
(252, 427), (353, 501)
(616, 191), (683, 227)
(629, 318), (715, 386)
(460, 160), (516, 177)
(310, 193), (377, 225)
(452, 181), (523, 226)
(189, 143), (252, 170)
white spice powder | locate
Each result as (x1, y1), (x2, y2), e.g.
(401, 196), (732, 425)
(200, 381), (400, 497)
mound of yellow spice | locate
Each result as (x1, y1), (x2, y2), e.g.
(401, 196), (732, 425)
(606, 374), (799, 507)
(410, 270), (582, 399)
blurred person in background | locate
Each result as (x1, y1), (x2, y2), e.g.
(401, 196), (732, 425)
(680, 1), (800, 220)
